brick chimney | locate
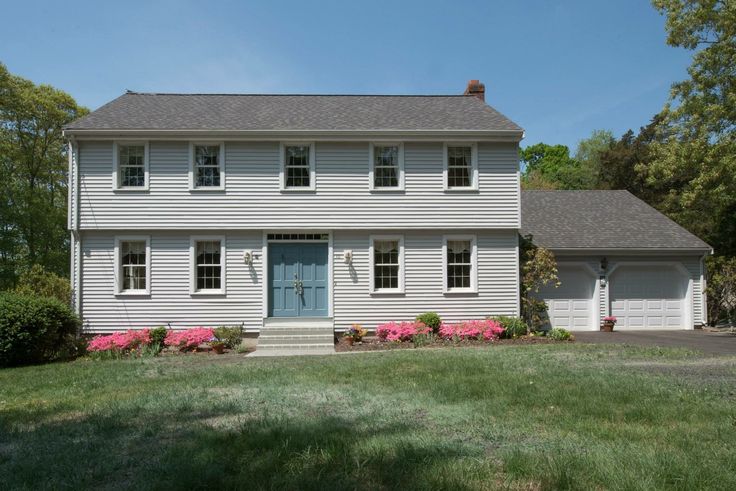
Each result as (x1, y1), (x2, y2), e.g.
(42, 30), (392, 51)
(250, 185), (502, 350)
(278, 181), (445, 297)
(464, 80), (485, 102)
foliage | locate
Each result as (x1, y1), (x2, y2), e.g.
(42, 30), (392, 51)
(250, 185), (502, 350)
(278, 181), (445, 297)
(603, 316), (618, 324)
(0, 292), (79, 366)
(438, 319), (504, 341)
(376, 321), (430, 342)
(343, 324), (367, 341)
(647, 0), (736, 257)
(149, 326), (168, 352)
(165, 327), (215, 351)
(12, 264), (72, 305)
(520, 143), (592, 190)
(519, 235), (560, 331)
(0, 63), (88, 288)
(415, 312), (442, 333)
(548, 327), (573, 341)
(214, 325), (243, 349)
(706, 255), (736, 325)
(490, 315), (528, 338)
(87, 329), (152, 353)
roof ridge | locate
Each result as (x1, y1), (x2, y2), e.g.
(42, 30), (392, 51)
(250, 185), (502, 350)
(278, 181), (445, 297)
(123, 91), (473, 98)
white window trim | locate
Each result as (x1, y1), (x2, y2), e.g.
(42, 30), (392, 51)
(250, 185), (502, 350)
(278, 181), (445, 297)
(368, 142), (405, 191)
(190, 235), (227, 295)
(369, 234), (405, 295)
(189, 142), (226, 191)
(279, 142), (316, 192)
(114, 235), (151, 296)
(443, 142), (478, 191)
(442, 235), (478, 294)
(112, 141), (149, 191)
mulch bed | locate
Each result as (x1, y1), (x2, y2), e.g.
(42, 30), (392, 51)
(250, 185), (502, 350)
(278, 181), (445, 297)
(334, 335), (567, 352)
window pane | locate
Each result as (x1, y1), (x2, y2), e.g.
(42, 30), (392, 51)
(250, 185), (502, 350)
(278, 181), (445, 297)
(195, 146), (221, 187)
(374, 146), (399, 188)
(447, 240), (472, 289)
(196, 240), (222, 290)
(447, 146), (472, 187)
(285, 146), (310, 187)
(374, 240), (399, 290)
(119, 145), (145, 187)
(121, 241), (146, 291)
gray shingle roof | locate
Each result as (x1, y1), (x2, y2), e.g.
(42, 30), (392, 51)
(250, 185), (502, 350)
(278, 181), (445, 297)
(521, 190), (711, 251)
(65, 92), (522, 132)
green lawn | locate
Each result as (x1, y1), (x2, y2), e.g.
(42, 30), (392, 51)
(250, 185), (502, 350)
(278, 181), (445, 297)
(1, 345), (735, 490)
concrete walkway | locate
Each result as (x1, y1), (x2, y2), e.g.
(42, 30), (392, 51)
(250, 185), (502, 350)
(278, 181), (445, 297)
(575, 330), (736, 356)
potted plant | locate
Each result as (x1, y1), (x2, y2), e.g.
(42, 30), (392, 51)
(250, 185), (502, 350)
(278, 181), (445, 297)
(343, 324), (367, 346)
(209, 339), (226, 354)
(601, 316), (617, 332)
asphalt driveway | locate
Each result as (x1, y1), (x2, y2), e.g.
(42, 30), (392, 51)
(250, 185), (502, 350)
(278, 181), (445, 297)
(574, 330), (736, 356)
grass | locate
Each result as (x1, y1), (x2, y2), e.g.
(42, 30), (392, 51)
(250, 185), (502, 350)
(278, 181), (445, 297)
(1, 344), (735, 490)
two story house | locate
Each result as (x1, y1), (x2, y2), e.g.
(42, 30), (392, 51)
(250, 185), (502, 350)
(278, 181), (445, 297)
(64, 81), (524, 342)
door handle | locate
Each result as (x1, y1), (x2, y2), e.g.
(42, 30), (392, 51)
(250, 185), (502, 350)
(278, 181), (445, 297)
(293, 274), (303, 295)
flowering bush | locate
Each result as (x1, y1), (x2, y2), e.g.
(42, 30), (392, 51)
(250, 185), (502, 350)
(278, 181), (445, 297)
(165, 327), (215, 351)
(376, 321), (431, 342)
(603, 316), (617, 323)
(87, 329), (152, 353)
(343, 324), (367, 341)
(439, 319), (505, 341)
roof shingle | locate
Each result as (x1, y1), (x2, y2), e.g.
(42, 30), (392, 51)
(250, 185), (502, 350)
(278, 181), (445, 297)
(65, 92), (522, 132)
(521, 190), (711, 251)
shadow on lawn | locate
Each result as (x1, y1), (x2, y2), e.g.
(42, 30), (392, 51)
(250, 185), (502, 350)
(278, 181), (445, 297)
(1, 405), (489, 490)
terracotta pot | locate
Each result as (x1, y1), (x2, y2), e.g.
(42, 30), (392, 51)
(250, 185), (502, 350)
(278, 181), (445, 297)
(345, 337), (355, 346)
(600, 322), (615, 332)
(211, 344), (225, 354)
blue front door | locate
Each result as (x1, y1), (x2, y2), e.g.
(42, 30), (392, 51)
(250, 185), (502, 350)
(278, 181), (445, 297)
(269, 243), (329, 317)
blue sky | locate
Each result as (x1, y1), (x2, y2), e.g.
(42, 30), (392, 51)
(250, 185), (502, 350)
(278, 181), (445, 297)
(0, 0), (692, 150)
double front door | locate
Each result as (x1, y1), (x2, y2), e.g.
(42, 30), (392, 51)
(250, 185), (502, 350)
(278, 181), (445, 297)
(268, 243), (329, 317)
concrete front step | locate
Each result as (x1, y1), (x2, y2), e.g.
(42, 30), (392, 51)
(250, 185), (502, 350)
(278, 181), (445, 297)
(255, 320), (336, 356)
(248, 348), (335, 357)
(259, 327), (334, 337)
(259, 334), (335, 345)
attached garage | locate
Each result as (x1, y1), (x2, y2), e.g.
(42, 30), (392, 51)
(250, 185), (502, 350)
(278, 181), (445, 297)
(522, 190), (711, 331)
(609, 264), (688, 329)
(536, 264), (597, 330)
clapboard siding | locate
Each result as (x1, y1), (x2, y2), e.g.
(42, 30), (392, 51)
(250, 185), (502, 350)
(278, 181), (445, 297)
(332, 230), (519, 330)
(77, 141), (520, 229)
(81, 231), (263, 332)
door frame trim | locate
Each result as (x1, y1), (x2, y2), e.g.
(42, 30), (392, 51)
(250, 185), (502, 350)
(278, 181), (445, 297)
(262, 231), (333, 319)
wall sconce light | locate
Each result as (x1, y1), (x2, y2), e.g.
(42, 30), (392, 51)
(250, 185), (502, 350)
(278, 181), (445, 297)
(243, 251), (254, 265)
(343, 250), (353, 264)
(600, 257), (608, 272)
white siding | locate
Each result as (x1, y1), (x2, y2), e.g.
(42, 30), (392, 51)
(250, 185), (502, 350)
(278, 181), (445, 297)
(80, 231), (263, 332)
(77, 141), (520, 230)
(332, 230), (519, 330)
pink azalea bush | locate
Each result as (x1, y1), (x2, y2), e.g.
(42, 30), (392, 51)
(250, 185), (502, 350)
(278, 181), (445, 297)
(164, 327), (215, 351)
(87, 329), (151, 352)
(439, 319), (505, 341)
(376, 321), (431, 342)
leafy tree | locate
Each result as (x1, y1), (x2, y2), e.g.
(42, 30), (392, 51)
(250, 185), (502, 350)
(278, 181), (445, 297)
(648, 0), (736, 256)
(0, 62), (87, 288)
(13, 264), (71, 305)
(706, 255), (736, 326)
(519, 235), (560, 332)
(520, 143), (589, 189)
(574, 129), (614, 184)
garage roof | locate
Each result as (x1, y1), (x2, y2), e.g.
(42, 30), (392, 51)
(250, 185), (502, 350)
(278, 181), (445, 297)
(521, 190), (711, 252)
(63, 92), (522, 134)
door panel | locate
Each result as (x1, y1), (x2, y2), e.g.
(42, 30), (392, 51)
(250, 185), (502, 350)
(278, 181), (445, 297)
(536, 265), (596, 330)
(610, 265), (686, 329)
(268, 243), (329, 317)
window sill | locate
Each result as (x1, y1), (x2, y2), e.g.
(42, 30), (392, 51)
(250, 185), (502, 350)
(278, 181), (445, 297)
(443, 289), (479, 296)
(443, 188), (479, 194)
(115, 291), (151, 298)
(369, 188), (405, 194)
(113, 187), (150, 193)
(370, 290), (405, 296)
(189, 187), (226, 193)
(190, 290), (226, 297)
(280, 188), (317, 194)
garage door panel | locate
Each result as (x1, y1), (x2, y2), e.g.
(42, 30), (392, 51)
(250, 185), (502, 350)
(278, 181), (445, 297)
(536, 265), (595, 331)
(610, 265), (687, 329)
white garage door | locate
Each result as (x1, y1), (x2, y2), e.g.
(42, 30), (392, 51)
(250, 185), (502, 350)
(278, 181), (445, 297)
(536, 264), (596, 330)
(610, 265), (687, 329)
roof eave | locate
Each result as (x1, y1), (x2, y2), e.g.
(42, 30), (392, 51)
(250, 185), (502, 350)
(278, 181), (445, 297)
(549, 247), (713, 256)
(62, 128), (524, 142)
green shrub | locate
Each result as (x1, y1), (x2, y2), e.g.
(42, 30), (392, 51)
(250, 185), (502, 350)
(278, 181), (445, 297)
(214, 325), (243, 349)
(489, 315), (528, 338)
(13, 265), (72, 306)
(149, 326), (168, 352)
(548, 327), (573, 341)
(0, 293), (80, 367)
(416, 312), (442, 333)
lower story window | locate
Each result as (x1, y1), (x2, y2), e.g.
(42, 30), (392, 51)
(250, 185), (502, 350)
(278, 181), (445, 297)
(445, 237), (475, 291)
(195, 240), (222, 291)
(121, 241), (147, 291)
(371, 236), (403, 293)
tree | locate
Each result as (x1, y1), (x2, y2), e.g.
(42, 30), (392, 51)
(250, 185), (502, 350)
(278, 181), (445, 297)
(574, 129), (614, 185)
(648, 0), (736, 256)
(520, 143), (588, 190)
(519, 235), (560, 331)
(0, 63), (87, 289)
(706, 255), (736, 326)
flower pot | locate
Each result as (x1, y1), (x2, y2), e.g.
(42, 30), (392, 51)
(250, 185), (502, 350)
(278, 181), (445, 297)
(345, 337), (355, 346)
(211, 344), (225, 354)
(600, 322), (615, 332)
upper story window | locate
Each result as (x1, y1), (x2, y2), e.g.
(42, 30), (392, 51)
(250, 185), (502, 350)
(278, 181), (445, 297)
(369, 235), (404, 294)
(189, 143), (225, 190)
(280, 143), (316, 191)
(113, 142), (149, 190)
(443, 143), (478, 191)
(190, 236), (226, 294)
(115, 236), (150, 295)
(369, 143), (405, 190)
(443, 235), (477, 293)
